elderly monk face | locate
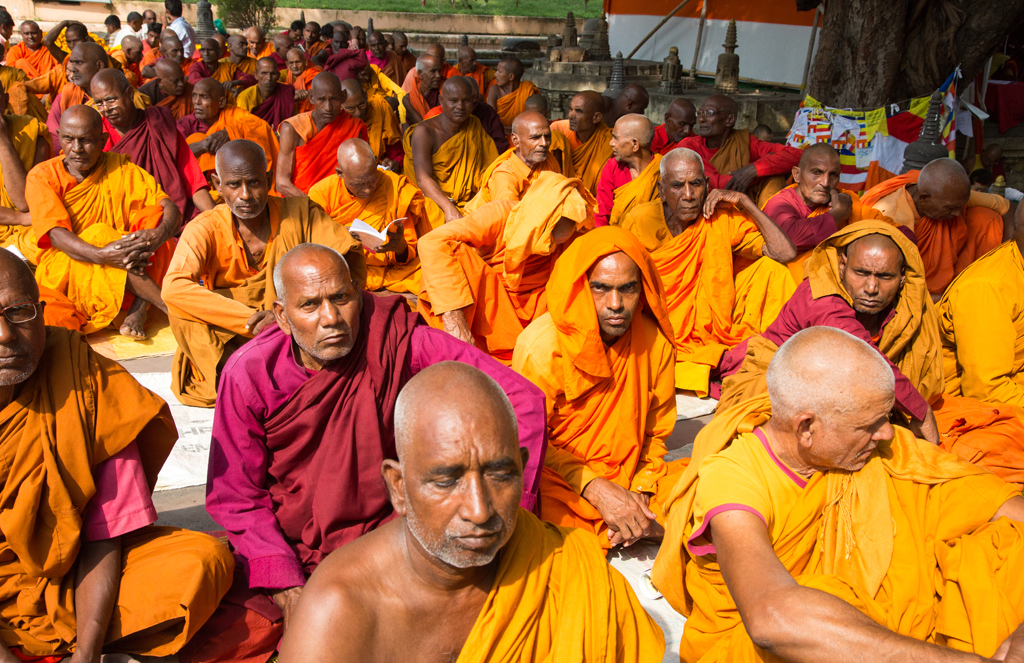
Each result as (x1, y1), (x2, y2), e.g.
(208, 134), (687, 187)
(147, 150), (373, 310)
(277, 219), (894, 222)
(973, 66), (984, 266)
(90, 74), (134, 130)
(0, 258), (46, 389)
(200, 38), (221, 67)
(384, 364), (524, 570)
(66, 44), (106, 91)
(227, 35), (248, 59)
(245, 26), (266, 57)
(588, 252), (642, 346)
(336, 141), (379, 199)
(660, 155), (707, 223)
(273, 247), (362, 369)
(19, 22), (42, 50)
(794, 147), (841, 207)
(274, 35), (293, 60)
(696, 95), (736, 140)
(610, 117), (641, 162)
(914, 164), (970, 221)
(193, 79), (226, 123)
(122, 37), (144, 65)
(303, 22), (321, 46)
(58, 108), (107, 180)
(568, 92), (601, 135)
(510, 112), (550, 168)
(255, 58), (278, 96)
(331, 28), (349, 52)
(340, 82), (369, 122)
(440, 79), (473, 125)
(310, 77), (344, 128)
(418, 56), (443, 91)
(156, 60), (187, 97)
(838, 235), (906, 316)
(351, 27), (367, 50)
(286, 49), (307, 78)
(368, 31), (388, 60)
(664, 99), (696, 143)
(214, 147), (270, 220)
(161, 37), (185, 64)
(457, 47), (477, 75)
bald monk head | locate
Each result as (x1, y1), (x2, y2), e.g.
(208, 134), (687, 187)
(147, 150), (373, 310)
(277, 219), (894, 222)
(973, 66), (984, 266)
(273, 33), (293, 60)
(159, 33), (185, 64)
(271, 243), (361, 370)
(255, 56), (279, 97)
(58, 105), (108, 179)
(610, 113), (655, 166)
(286, 47), (308, 80)
(495, 56), (524, 88)
(64, 23), (89, 53)
(192, 77), (227, 124)
(523, 93), (549, 119)
(309, 71), (345, 130)
(456, 46), (478, 75)
(659, 147), (707, 225)
(335, 138), (379, 200)
(339, 78), (368, 122)
(605, 83), (649, 126)
(415, 54), (443, 93)
(67, 42), (107, 95)
(154, 58), (187, 97)
(89, 69), (137, 131)
(696, 93), (738, 140)
(0, 249), (46, 391)
(510, 111), (551, 168)
(392, 31), (410, 57)
(368, 30), (388, 61)
(213, 139), (270, 221)
(837, 232), (906, 317)
(245, 25), (267, 58)
(663, 97), (697, 144)
(752, 124), (773, 142)
(331, 25), (350, 52)
(199, 37), (221, 67)
(121, 35), (144, 65)
(439, 77), (474, 126)
(425, 43), (446, 64)
(226, 34), (248, 59)
(912, 157), (970, 221)
(793, 143), (842, 207)
(387, 360), (524, 568)
(588, 251), (643, 346)
(568, 90), (604, 140)
(18, 21), (42, 51)
(981, 143), (1003, 170)
(765, 326), (895, 473)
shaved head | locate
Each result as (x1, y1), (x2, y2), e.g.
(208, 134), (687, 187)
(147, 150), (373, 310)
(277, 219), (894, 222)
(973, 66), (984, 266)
(846, 233), (904, 271)
(62, 104), (104, 134)
(90, 68), (129, 95)
(798, 142), (840, 168)
(441, 75), (473, 98)
(154, 57), (183, 79)
(613, 113), (655, 149)
(339, 77), (364, 99)
(524, 93), (548, 116)
(194, 76), (225, 99)
(0, 247), (45, 387)
(272, 243), (349, 305)
(0, 248), (38, 301)
(121, 35), (143, 60)
(310, 70), (342, 97)
(457, 45), (476, 60)
(510, 110), (551, 167)
(273, 33), (292, 49)
(72, 41), (107, 64)
(574, 90), (604, 114)
(511, 110), (547, 136)
(704, 93), (738, 115)
(499, 56), (524, 79)
(215, 139), (268, 180)
(426, 43), (445, 61)
(335, 137), (379, 199)
(914, 157), (971, 220)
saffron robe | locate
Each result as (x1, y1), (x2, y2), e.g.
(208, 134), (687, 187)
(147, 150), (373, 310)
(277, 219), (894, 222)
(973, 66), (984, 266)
(651, 395), (1024, 663)
(495, 80), (538, 128)
(308, 169), (432, 294)
(513, 226), (680, 546)
(418, 172), (595, 364)
(4, 42), (59, 79)
(465, 147), (561, 212)
(678, 130), (801, 206)
(138, 79), (194, 120)
(862, 171), (1006, 294)
(0, 66), (46, 124)
(0, 113), (49, 260)
(608, 154), (663, 228)
(284, 65), (320, 114)
(401, 115), (499, 209)
(400, 69), (438, 119)
(280, 110), (369, 193)
(615, 200), (795, 394)
(550, 119), (613, 195)
(26, 153), (174, 334)
(362, 95), (403, 162)
(109, 49), (141, 87)
(161, 196), (366, 407)
(460, 62), (495, 97)
(0, 327), (234, 658)
(179, 106), (279, 182)
(236, 83), (295, 129)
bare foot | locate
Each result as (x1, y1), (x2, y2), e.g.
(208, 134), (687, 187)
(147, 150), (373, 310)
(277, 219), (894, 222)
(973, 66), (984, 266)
(119, 300), (149, 340)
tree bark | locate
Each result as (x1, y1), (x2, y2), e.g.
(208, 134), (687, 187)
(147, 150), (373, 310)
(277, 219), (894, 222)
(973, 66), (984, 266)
(807, 0), (1024, 108)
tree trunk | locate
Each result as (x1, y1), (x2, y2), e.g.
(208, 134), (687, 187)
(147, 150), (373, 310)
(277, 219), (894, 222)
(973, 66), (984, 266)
(807, 0), (1024, 108)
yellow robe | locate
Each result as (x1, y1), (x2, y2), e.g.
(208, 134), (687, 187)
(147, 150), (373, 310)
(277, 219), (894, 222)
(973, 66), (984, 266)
(550, 120), (612, 195)
(651, 396), (1024, 663)
(402, 115), (499, 209)
(363, 96), (402, 161)
(0, 113), (49, 261)
(465, 148), (560, 212)
(608, 154), (662, 228)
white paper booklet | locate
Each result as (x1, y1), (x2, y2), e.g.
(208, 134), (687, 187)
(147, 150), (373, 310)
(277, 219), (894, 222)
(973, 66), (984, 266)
(348, 217), (405, 252)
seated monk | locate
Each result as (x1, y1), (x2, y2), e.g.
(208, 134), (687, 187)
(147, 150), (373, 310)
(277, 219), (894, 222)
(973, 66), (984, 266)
(276, 360), (665, 663)
(198, 255), (550, 662)
(237, 56), (295, 128)
(179, 78), (279, 187)
(652, 326), (1024, 663)
(523, 93), (574, 174)
(188, 37), (255, 93)
(5, 21), (59, 78)
(269, 34), (292, 71)
(601, 83), (650, 129)
(20, 23), (87, 114)
(418, 172), (594, 363)
(220, 34), (257, 78)
(938, 203), (1024, 414)
(0, 56), (46, 124)
(421, 76), (508, 153)
(285, 46), (320, 114)
(339, 77), (402, 169)
(405, 77), (499, 222)
(486, 56), (537, 130)
(27, 106), (180, 339)
(0, 251), (234, 662)
(614, 148), (797, 394)
(597, 114), (661, 227)
(514, 225), (683, 548)
(91, 69), (214, 221)
(246, 25), (274, 60)
(0, 78), (50, 260)
(551, 90), (613, 195)
(457, 45), (494, 96)
(110, 35), (144, 87)
(302, 21), (329, 60)
(310, 138), (435, 294)
(161, 139), (365, 407)
(718, 221), (1024, 488)
(861, 157), (1008, 296)
(141, 32), (191, 81)
(400, 54), (442, 124)
(652, 97), (696, 155)
(311, 24), (353, 69)
(392, 31), (416, 77)
(764, 143), (893, 280)
(138, 58), (193, 120)
(366, 29), (403, 84)
(45, 42), (109, 154)
(678, 94), (801, 206)
(467, 110), (561, 211)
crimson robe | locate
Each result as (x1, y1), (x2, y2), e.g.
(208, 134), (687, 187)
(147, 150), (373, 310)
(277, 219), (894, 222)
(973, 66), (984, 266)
(250, 83), (296, 129)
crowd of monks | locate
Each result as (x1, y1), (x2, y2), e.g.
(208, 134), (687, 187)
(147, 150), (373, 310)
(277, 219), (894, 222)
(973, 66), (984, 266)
(3, 6), (1024, 663)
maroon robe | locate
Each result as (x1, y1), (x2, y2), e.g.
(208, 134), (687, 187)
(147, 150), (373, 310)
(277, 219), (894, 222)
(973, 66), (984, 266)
(250, 83), (296, 129)
(324, 48), (369, 81)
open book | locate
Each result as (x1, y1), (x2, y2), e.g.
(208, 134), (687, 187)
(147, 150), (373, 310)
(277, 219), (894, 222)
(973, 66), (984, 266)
(348, 218), (406, 252)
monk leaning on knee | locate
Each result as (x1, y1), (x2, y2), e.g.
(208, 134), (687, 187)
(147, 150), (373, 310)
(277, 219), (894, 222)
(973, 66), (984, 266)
(0, 251), (233, 662)
(276, 361), (664, 663)
(653, 326), (1024, 663)
(596, 113), (662, 227)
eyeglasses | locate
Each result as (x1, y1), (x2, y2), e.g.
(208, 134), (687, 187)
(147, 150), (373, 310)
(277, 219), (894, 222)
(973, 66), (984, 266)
(1, 301), (43, 325)
(696, 109), (724, 118)
(93, 88), (127, 110)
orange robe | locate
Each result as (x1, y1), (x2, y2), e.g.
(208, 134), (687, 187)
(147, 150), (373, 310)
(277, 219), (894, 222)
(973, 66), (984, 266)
(608, 154), (663, 228)
(26, 153), (174, 334)
(0, 113), (49, 261)
(465, 147), (561, 212)
(280, 110), (369, 193)
(109, 49), (141, 87)
(550, 119), (612, 195)
(513, 226), (680, 547)
(153, 83), (194, 120)
(362, 95), (402, 161)
(400, 69), (434, 119)
(417, 172), (595, 364)
(285, 65), (320, 114)
(461, 62), (495, 96)
(309, 169), (432, 294)
(616, 200), (795, 394)
(183, 105), (279, 183)
(861, 171), (1005, 294)
(252, 42), (275, 60)
(161, 197), (366, 407)
(4, 43), (59, 79)
(495, 80), (538, 128)
(0, 65), (46, 122)
(401, 115), (499, 210)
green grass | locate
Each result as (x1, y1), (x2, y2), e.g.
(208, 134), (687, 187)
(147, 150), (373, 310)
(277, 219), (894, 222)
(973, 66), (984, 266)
(264, 0), (601, 18)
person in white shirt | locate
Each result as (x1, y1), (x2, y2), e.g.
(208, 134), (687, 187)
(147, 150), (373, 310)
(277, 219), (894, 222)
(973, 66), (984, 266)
(105, 14), (135, 50)
(164, 0), (196, 57)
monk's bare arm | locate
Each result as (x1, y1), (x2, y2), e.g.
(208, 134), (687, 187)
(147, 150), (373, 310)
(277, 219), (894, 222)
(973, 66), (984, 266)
(486, 84), (500, 109)
(706, 189), (797, 263)
(993, 496), (1024, 523)
(275, 122), (305, 198)
(411, 123), (461, 222)
(0, 116), (30, 212)
(713, 510), (990, 663)
(402, 95), (423, 125)
(193, 188), (216, 213)
(277, 566), (372, 663)
(42, 20), (71, 63)
(71, 537), (122, 663)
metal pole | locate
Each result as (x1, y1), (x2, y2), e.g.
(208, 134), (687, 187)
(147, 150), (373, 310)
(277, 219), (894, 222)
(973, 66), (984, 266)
(689, 0), (708, 79)
(800, 3), (823, 92)
(626, 0), (695, 59)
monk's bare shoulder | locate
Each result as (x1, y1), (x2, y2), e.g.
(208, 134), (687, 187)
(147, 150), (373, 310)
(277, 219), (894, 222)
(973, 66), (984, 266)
(412, 116), (441, 149)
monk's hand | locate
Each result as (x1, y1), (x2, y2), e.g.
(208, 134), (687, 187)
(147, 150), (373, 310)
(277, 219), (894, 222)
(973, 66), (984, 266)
(381, 158), (399, 172)
(703, 188), (754, 219)
(828, 189), (853, 224)
(376, 228), (408, 257)
(442, 201), (464, 223)
(908, 406), (941, 446)
(992, 622), (1024, 662)
(441, 309), (474, 346)
(582, 478), (657, 547)
(245, 310), (277, 336)
(272, 586), (303, 630)
(203, 129), (231, 155)
(724, 164), (758, 193)
(294, 89), (308, 101)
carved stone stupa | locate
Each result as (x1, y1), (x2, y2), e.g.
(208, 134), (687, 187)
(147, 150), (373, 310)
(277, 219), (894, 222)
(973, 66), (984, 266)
(578, 16), (610, 61)
(714, 19), (740, 93)
(549, 12), (587, 63)
(902, 91), (949, 173)
(660, 46), (683, 94)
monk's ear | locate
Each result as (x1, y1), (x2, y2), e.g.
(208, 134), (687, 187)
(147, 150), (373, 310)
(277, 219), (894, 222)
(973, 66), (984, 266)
(795, 413), (815, 449)
(791, 165), (801, 183)
(210, 171), (222, 193)
(381, 459), (407, 514)
(272, 299), (290, 332)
